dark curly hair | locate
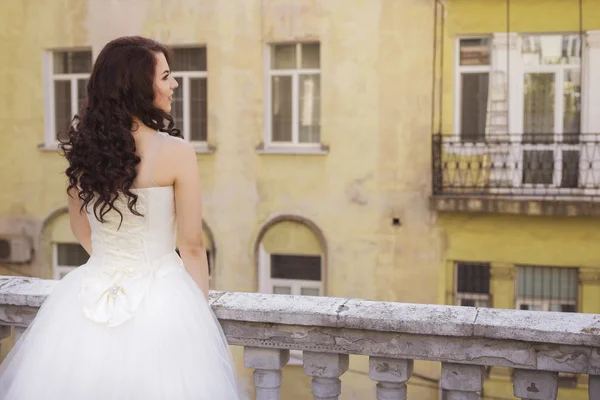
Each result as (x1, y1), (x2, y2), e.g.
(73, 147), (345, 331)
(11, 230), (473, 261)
(60, 36), (181, 224)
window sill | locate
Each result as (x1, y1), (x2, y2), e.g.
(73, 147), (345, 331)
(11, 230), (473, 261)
(256, 143), (329, 155)
(38, 143), (61, 152)
(192, 143), (216, 154)
(39, 142), (216, 154)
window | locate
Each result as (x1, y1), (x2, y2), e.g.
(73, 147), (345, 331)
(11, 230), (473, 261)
(520, 34), (582, 188)
(46, 50), (92, 145)
(268, 43), (321, 146)
(516, 265), (578, 312)
(170, 47), (208, 143)
(516, 265), (579, 387)
(457, 38), (492, 143)
(258, 248), (324, 366)
(53, 243), (89, 280)
(455, 262), (491, 307)
(267, 254), (322, 296)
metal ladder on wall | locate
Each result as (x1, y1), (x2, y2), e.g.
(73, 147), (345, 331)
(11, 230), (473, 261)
(485, 70), (512, 189)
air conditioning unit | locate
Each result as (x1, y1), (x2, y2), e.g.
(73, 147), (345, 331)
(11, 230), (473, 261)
(0, 236), (33, 264)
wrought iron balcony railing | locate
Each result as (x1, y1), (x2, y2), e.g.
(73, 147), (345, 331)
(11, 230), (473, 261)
(432, 133), (600, 200)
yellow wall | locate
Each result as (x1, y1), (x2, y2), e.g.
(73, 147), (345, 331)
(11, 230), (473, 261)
(1, 0), (598, 398)
(437, 1), (600, 398)
(0, 0), (440, 398)
(0, 0), (442, 306)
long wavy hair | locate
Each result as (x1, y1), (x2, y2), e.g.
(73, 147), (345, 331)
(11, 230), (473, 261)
(60, 36), (181, 224)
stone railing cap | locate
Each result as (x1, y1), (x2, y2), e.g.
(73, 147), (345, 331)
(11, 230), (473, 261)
(1, 276), (599, 347)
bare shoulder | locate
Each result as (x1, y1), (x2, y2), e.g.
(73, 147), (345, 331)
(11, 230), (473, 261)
(162, 134), (196, 160)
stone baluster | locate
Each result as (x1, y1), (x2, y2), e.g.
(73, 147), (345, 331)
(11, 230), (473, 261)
(589, 375), (599, 400)
(303, 352), (349, 400)
(513, 369), (558, 400)
(0, 325), (10, 355)
(369, 357), (413, 400)
(441, 363), (484, 400)
(244, 347), (289, 400)
(13, 326), (26, 343)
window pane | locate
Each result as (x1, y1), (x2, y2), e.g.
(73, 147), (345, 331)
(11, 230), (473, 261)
(459, 38), (490, 66)
(53, 50), (92, 74)
(522, 35), (581, 66)
(206, 250), (212, 276)
(517, 266), (578, 300)
(523, 150), (554, 185)
(77, 79), (88, 111)
(273, 286), (292, 295)
(456, 263), (490, 294)
(298, 75), (320, 143)
(271, 254), (321, 281)
(561, 304), (577, 313)
(190, 77), (207, 141)
(460, 73), (488, 142)
(171, 77), (184, 131)
(57, 243), (89, 266)
(301, 287), (320, 296)
(461, 299), (476, 307)
(301, 43), (320, 69)
(271, 76), (292, 142)
(172, 48), (206, 72)
(563, 70), (581, 141)
(272, 44), (296, 70)
(561, 150), (579, 188)
(54, 80), (72, 140)
(523, 73), (555, 143)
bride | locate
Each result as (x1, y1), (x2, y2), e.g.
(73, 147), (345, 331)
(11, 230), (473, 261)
(0, 36), (243, 399)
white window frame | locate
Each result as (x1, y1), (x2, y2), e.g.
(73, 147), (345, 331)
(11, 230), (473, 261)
(265, 43), (321, 148)
(258, 245), (324, 366)
(451, 36), (493, 154)
(171, 61), (208, 145)
(515, 266), (578, 312)
(43, 49), (92, 149)
(513, 34), (583, 192)
(258, 245), (324, 296)
(454, 262), (491, 307)
(515, 298), (577, 312)
(52, 243), (87, 280)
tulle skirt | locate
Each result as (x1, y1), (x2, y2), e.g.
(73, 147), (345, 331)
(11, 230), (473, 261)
(0, 258), (244, 400)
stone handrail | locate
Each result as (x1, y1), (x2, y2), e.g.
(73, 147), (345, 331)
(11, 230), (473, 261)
(0, 276), (599, 399)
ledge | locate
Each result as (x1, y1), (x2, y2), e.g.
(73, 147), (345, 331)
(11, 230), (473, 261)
(1, 276), (598, 348)
(2, 276), (599, 374)
(192, 142), (216, 154)
(38, 142), (216, 154)
(255, 142), (329, 155)
(431, 195), (600, 217)
(37, 143), (61, 152)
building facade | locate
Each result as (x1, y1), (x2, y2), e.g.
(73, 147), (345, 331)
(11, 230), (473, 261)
(0, 0), (598, 398)
(433, 0), (600, 398)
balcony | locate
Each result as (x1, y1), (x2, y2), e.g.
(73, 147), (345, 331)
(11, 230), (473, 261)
(0, 275), (599, 399)
(431, 134), (600, 216)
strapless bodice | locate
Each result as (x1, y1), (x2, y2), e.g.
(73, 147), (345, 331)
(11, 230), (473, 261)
(81, 186), (183, 327)
(86, 186), (177, 268)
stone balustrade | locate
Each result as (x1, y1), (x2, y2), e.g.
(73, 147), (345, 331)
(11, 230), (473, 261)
(0, 276), (599, 399)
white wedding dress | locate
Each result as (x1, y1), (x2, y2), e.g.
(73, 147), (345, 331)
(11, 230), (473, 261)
(0, 133), (243, 399)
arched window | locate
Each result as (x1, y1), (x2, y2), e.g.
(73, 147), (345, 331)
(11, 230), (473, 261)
(256, 218), (326, 296)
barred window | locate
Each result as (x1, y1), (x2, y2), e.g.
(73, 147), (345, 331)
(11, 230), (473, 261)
(455, 262), (491, 307)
